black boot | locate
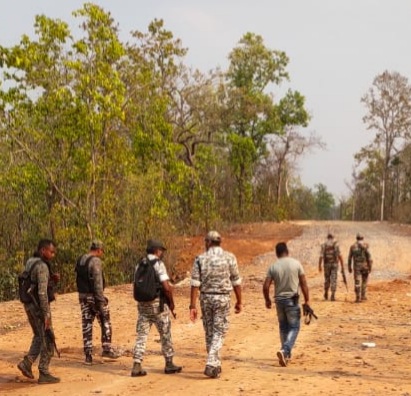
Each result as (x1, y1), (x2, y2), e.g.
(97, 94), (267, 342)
(38, 372), (60, 384)
(164, 357), (182, 374)
(331, 292), (335, 301)
(17, 356), (34, 379)
(324, 290), (328, 300)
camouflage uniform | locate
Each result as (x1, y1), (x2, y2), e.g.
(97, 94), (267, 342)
(77, 254), (113, 355)
(190, 246), (242, 369)
(348, 241), (372, 302)
(320, 240), (341, 297)
(132, 254), (175, 363)
(22, 257), (55, 374)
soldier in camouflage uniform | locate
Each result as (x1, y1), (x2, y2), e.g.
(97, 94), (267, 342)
(17, 239), (60, 384)
(348, 233), (372, 303)
(190, 231), (242, 379)
(318, 233), (345, 301)
(131, 239), (182, 377)
(75, 240), (120, 365)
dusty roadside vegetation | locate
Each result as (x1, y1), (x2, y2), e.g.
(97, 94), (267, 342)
(1, 221), (411, 396)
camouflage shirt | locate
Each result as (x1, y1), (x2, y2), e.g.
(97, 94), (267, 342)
(190, 246), (242, 294)
(320, 240), (341, 264)
(26, 257), (51, 319)
(78, 254), (106, 305)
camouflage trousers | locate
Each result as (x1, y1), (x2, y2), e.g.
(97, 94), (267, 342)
(24, 302), (54, 374)
(200, 293), (230, 368)
(323, 262), (338, 293)
(353, 265), (370, 300)
(132, 300), (174, 363)
(79, 296), (112, 355)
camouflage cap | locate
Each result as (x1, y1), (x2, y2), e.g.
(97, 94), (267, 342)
(147, 239), (167, 251)
(90, 239), (104, 250)
(356, 233), (364, 240)
(205, 230), (221, 242)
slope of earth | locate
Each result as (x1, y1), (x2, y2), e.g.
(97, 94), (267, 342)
(1, 221), (411, 396)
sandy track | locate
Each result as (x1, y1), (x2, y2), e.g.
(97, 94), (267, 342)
(1, 221), (411, 395)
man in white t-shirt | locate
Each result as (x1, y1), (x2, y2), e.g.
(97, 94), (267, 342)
(263, 242), (309, 367)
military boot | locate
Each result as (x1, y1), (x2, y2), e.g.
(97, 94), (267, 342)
(355, 295), (361, 303)
(131, 362), (147, 377)
(38, 372), (60, 384)
(330, 292), (336, 301)
(17, 356), (34, 379)
(324, 290), (328, 300)
(164, 357), (182, 374)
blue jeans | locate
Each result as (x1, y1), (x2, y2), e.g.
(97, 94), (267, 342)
(275, 298), (301, 358)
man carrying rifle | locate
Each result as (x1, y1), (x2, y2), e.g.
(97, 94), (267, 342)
(17, 239), (60, 384)
(131, 239), (182, 377)
(318, 233), (346, 301)
(263, 242), (310, 367)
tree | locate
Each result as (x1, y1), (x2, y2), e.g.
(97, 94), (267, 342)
(314, 183), (335, 220)
(361, 70), (411, 221)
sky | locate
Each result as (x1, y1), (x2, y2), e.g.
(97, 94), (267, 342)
(1, 0), (410, 198)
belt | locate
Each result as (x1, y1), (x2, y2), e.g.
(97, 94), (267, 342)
(201, 292), (230, 295)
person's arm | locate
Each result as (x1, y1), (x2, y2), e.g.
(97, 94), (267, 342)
(318, 244), (324, 272)
(36, 262), (51, 328)
(91, 258), (106, 306)
(233, 284), (242, 313)
(229, 254), (242, 313)
(366, 248), (373, 272)
(189, 256), (202, 321)
(263, 277), (273, 309)
(161, 280), (175, 312)
(299, 274), (309, 305)
(348, 247), (354, 273)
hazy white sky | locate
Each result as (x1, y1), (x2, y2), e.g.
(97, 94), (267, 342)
(1, 1), (410, 198)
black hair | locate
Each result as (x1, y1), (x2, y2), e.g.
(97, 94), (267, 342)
(37, 239), (55, 252)
(275, 242), (288, 257)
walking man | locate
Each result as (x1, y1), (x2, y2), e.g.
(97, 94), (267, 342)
(318, 233), (344, 301)
(75, 240), (120, 365)
(17, 239), (60, 384)
(348, 233), (372, 303)
(131, 239), (182, 376)
(263, 242), (309, 367)
(189, 231), (242, 379)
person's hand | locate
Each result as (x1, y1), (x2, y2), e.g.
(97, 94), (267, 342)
(318, 266), (322, 273)
(189, 307), (197, 322)
(348, 268), (352, 274)
(44, 317), (51, 330)
(234, 302), (242, 314)
(265, 299), (272, 309)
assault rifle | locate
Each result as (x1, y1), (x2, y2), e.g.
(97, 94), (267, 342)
(302, 303), (318, 325)
(342, 270), (349, 292)
(160, 290), (177, 319)
(28, 289), (61, 357)
(45, 328), (61, 358)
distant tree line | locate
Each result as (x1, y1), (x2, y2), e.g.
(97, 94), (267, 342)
(341, 70), (411, 223)
(0, 3), (333, 301)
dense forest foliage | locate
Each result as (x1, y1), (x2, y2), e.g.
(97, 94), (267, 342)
(4, 4), (410, 300)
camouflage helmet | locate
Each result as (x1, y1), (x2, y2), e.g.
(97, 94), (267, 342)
(90, 239), (104, 250)
(356, 233), (364, 240)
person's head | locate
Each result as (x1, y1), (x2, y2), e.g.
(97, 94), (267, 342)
(204, 230), (221, 250)
(90, 240), (104, 257)
(37, 239), (56, 262)
(356, 233), (364, 241)
(275, 242), (289, 258)
(146, 239), (167, 258)
(327, 233), (334, 240)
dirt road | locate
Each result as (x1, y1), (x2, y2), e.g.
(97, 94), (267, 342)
(1, 221), (411, 396)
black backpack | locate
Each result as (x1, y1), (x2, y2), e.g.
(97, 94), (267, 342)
(133, 257), (160, 302)
(18, 260), (41, 304)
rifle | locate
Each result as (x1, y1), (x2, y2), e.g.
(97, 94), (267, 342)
(342, 270), (349, 292)
(160, 290), (177, 319)
(302, 303), (318, 325)
(45, 328), (61, 358)
(28, 289), (60, 358)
